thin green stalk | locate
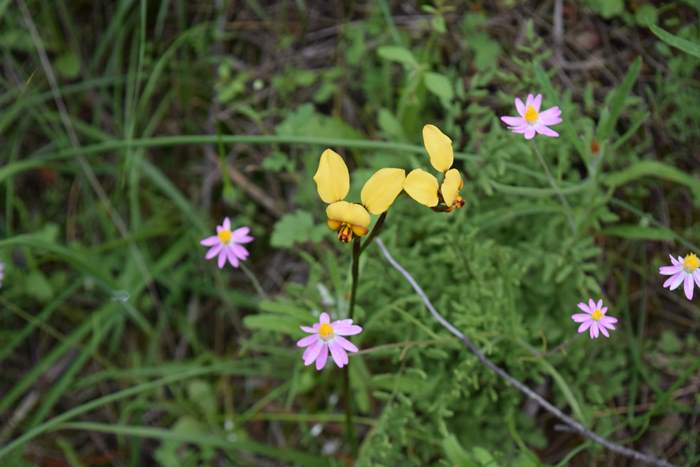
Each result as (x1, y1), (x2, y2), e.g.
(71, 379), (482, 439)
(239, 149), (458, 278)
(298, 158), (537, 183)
(348, 237), (361, 320)
(531, 143), (577, 234)
(343, 237), (362, 455)
(359, 212), (387, 255)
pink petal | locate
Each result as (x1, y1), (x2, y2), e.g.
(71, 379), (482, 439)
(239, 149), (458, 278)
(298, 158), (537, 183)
(578, 320), (592, 333)
(333, 324), (363, 336)
(670, 254), (679, 266)
(532, 94), (542, 112)
(226, 248), (240, 268)
(694, 270), (700, 288)
(664, 272), (685, 290)
(600, 307), (608, 314)
(303, 340), (323, 365)
(222, 217), (231, 230)
(599, 326), (610, 338)
(333, 319), (353, 327)
(571, 313), (590, 323)
(659, 265), (682, 275)
(590, 322), (599, 339)
(231, 226), (249, 238)
(315, 345), (329, 370)
(200, 235), (220, 246)
(596, 299), (603, 310)
(501, 116), (526, 127)
(515, 97), (525, 116)
(577, 302), (591, 313)
(535, 125), (559, 137)
(300, 324), (317, 333)
(297, 334), (318, 348)
(588, 298), (596, 310)
(231, 244), (249, 260)
(538, 107), (562, 125)
(329, 341), (348, 368)
(205, 245), (223, 260)
(320, 313), (330, 324)
(526, 94), (534, 107)
(217, 250), (227, 268)
(601, 316), (618, 325)
(232, 227), (254, 243)
(684, 274), (694, 300)
(509, 123), (530, 132)
(524, 127), (536, 140)
(600, 317), (617, 330)
(335, 335), (358, 353)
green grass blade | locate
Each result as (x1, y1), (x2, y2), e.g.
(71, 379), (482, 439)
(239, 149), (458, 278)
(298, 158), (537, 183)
(596, 57), (641, 142)
(650, 24), (700, 59)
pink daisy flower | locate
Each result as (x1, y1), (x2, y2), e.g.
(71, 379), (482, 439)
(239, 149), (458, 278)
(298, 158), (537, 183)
(500, 93), (562, 139)
(571, 298), (618, 339)
(296, 312), (362, 370)
(200, 217), (253, 269)
(659, 253), (700, 300)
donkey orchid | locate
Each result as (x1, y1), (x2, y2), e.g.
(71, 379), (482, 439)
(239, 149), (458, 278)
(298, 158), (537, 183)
(314, 149), (405, 243)
(403, 124), (465, 212)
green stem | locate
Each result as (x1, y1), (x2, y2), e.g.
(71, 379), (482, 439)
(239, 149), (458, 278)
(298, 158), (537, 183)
(343, 237), (362, 456)
(348, 237), (361, 320)
(359, 212), (387, 255)
(531, 144), (577, 234)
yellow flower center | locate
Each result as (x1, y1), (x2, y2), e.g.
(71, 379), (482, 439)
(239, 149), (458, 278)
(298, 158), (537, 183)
(524, 105), (539, 124)
(337, 224), (354, 243)
(591, 309), (603, 321)
(683, 253), (699, 272)
(218, 229), (232, 244)
(318, 323), (334, 340)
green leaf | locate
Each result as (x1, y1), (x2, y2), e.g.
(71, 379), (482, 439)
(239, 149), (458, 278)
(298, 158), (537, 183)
(377, 108), (406, 141)
(270, 210), (325, 248)
(442, 435), (476, 467)
(187, 380), (217, 423)
(635, 5), (657, 27)
(603, 160), (700, 202)
(650, 24), (700, 59)
(602, 224), (674, 242)
(55, 51), (81, 79)
(587, 0), (624, 19)
(424, 72), (454, 101)
(243, 314), (304, 335)
(596, 57), (641, 141)
(377, 46), (418, 68)
(471, 446), (498, 466)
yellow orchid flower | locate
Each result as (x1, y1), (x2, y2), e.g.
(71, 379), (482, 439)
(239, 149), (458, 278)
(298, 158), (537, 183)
(313, 149), (405, 243)
(403, 124), (465, 212)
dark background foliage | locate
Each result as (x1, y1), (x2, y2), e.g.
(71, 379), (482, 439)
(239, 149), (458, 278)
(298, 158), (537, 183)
(1, 1), (699, 466)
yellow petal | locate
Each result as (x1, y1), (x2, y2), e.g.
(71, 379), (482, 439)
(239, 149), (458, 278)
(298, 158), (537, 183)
(440, 168), (463, 207)
(360, 168), (406, 215)
(403, 169), (439, 207)
(326, 201), (370, 234)
(313, 149), (350, 203)
(422, 124), (453, 172)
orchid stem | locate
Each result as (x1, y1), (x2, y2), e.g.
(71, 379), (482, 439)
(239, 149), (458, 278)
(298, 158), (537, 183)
(531, 143), (577, 234)
(344, 237), (362, 456)
(360, 212), (387, 255)
(348, 237), (361, 320)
